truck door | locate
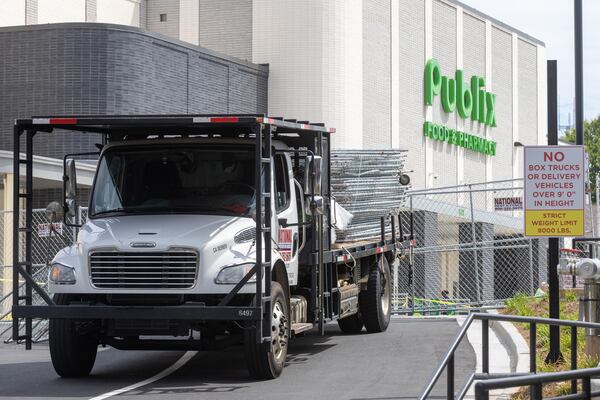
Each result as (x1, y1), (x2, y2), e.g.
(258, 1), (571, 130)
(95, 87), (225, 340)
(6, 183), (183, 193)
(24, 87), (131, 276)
(273, 153), (299, 285)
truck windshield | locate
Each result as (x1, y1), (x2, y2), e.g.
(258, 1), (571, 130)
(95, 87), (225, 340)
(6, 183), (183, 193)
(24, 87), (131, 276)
(90, 146), (255, 218)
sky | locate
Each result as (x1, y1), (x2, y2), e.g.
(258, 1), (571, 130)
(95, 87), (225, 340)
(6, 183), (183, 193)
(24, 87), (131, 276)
(461, 0), (600, 129)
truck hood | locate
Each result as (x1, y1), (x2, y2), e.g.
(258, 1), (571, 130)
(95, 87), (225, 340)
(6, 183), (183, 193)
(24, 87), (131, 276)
(50, 213), (269, 294)
(77, 214), (256, 254)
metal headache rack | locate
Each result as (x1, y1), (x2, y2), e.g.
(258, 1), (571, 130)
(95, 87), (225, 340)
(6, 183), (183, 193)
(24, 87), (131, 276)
(11, 114), (332, 349)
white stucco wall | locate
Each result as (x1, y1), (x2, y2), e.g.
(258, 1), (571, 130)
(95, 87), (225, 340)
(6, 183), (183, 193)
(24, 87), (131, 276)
(252, 0), (363, 149)
(37, 0), (86, 23)
(0, 0), (546, 190)
(96, 0), (141, 27)
(0, 0), (26, 26)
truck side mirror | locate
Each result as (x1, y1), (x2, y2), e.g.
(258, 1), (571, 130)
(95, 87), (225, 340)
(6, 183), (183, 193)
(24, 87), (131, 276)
(304, 155), (322, 196)
(45, 201), (63, 223)
(65, 159), (78, 198)
(64, 159), (78, 217)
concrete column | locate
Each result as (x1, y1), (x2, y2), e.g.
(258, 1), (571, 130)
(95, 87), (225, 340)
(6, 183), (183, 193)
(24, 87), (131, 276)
(424, 0), (433, 188)
(406, 210), (440, 301)
(458, 222), (494, 302)
(85, 0), (97, 22)
(455, 5), (464, 190)
(25, 0), (38, 25)
(179, 0), (199, 45)
(493, 234), (530, 299)
(511, 33), (520, 180)
(390, 0), (400, 149)
(2, 174), (13, 316)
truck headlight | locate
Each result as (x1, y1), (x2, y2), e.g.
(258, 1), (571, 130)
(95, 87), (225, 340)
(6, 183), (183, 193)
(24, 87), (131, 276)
(215, 263), (256, 284)
(49, 263), (76, 284)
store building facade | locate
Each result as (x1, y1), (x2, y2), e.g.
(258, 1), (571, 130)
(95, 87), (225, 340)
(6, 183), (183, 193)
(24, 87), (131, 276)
(0, 0), (549, 308)
(1, 0), (545, 191)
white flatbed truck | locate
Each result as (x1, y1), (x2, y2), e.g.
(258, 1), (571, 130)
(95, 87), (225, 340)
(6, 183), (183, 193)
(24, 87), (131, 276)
(11, 115), (406, 379)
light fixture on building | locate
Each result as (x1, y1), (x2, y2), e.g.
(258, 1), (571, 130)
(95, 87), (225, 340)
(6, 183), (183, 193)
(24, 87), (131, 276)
(513, 141), (524, 147)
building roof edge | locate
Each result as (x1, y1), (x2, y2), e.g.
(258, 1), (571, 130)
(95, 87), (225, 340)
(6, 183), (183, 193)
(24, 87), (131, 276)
(445, 0), (546, 47)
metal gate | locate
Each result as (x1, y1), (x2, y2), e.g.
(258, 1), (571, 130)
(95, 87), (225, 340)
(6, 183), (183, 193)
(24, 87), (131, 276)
(0, 208), (86, 342)
(393, 179), (549, 315)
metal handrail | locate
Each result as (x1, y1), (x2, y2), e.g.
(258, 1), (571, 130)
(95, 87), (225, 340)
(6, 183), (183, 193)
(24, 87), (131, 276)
(475, 368), (600, 400)
(419, 313), (600, 400)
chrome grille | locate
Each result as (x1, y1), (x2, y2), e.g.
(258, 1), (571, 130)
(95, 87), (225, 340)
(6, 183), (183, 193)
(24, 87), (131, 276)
(90, 250), (198, 289)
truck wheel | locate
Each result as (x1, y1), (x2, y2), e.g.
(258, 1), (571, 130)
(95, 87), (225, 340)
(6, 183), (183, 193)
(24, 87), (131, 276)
(359, 256), (391, 333)
(244, 281), (289, 379)
(337, 313), (363, 333)
(49, 294), (98, 377)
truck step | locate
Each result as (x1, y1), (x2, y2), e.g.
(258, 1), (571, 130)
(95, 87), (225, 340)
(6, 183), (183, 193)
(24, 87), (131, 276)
(291, 323), (313, 335)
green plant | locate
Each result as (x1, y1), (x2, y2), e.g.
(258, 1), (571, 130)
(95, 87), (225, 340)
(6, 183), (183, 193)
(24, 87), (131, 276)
(503, 290), (599, 399)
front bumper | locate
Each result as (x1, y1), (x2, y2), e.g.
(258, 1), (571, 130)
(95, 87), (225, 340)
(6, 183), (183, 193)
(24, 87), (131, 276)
(12, 304), (262, 320)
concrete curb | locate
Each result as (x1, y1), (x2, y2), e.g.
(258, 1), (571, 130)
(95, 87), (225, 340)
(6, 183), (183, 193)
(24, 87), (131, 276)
(485, 310), (530, 399)
(488, 313), (530, 374)
(457, 311), (530, 399)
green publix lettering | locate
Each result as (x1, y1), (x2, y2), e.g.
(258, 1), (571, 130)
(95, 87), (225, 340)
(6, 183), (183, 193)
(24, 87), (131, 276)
(425, 58), (496, 127)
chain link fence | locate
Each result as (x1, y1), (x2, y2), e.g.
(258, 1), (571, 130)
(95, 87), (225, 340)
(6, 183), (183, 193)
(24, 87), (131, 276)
(0, 178), (590, 329)
(0, 208), (86, 342)
(393, 179), (550, 315)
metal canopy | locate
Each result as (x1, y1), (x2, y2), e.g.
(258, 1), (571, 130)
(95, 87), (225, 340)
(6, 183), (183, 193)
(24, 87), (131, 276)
(14, 114), (336, 136)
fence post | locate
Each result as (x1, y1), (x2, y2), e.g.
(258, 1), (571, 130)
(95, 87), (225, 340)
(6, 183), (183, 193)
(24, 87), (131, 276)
(474, 383), (489, 400)
(531, 383), (543, 400)
(529, 239), (535, 294)
(447, 354), (455, 399)
(530, 322), (537, 373)
(468, 185), (480, 303)
(410, 195), (415, 315)
(482, 319), (489, 374)
(583, 376), (591, 400)
(571, 326), (578, 394)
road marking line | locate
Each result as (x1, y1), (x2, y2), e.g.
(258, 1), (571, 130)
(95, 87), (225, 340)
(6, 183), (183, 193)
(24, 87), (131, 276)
(88, 351), (197, 400)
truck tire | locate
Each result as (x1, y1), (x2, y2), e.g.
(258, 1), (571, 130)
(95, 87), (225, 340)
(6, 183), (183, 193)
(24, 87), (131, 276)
(337, 313), (363, 333)
(244, 281), (289, 379)
(49, 294), (98, 377)
(359, 256), (391, 333)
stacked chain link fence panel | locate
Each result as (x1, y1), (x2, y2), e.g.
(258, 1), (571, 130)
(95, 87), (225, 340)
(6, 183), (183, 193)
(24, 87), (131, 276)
(331, 149), (409, 242)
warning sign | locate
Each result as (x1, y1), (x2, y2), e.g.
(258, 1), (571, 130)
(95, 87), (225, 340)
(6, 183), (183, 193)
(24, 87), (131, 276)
(524, 145), (585, 237)
(37, 222), (63, 238)
(278, 228), (293, 262)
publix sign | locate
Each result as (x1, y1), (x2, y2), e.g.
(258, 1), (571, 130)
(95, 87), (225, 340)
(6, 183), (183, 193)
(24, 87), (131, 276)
(423, 58), (497, 156)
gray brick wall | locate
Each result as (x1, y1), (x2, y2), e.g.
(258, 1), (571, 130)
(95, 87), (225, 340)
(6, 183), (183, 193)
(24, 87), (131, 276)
(0, 23), (268, 159)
